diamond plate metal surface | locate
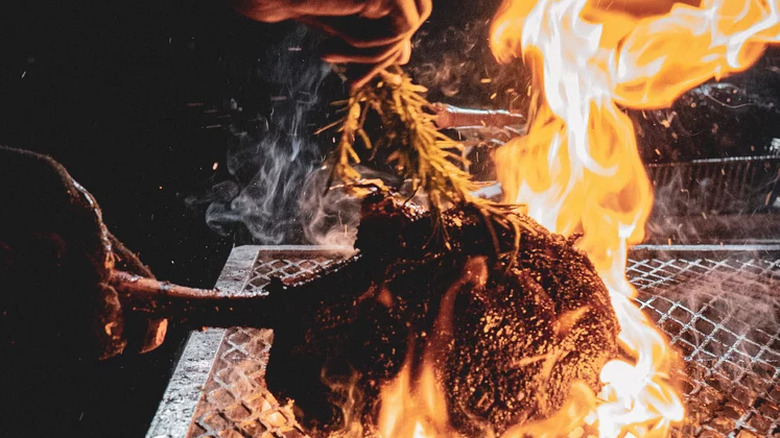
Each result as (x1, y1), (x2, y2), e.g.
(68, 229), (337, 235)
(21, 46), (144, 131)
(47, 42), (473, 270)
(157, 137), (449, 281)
(186, 247), (349, 438)
(174, 247), (779, 438)
(186, 327), (304, 438)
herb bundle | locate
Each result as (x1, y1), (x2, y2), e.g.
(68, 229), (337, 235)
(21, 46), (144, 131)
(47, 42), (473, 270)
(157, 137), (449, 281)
(320, 65), (530, 253)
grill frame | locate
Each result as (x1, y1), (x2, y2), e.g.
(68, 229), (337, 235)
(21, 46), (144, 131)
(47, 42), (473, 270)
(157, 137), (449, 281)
(147, 244), (780, 438)
(647, 156), (780, 215)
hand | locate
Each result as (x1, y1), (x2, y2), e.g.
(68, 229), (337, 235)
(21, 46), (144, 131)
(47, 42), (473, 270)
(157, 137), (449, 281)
(230, 0), (432, 88)
(0, 146), (167, 360)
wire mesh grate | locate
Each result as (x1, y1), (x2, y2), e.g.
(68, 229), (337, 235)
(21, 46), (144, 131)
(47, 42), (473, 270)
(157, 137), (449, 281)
(630, 254), (780, 437)
(185, 249), (780, 438)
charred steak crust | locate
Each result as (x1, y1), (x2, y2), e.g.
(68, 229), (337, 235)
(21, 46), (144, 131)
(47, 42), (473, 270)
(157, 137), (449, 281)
(264, 195), (619, 436)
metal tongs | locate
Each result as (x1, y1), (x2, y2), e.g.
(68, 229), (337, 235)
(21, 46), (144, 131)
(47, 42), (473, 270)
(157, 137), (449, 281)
(109, 269), (275, 328)
(430, 102), (526, 131)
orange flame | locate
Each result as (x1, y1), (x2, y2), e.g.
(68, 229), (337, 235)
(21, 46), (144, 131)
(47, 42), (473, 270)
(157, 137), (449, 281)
(373, 258), (488, 438)
(488, 0), (780, 436)
(375, 355), (456, 438)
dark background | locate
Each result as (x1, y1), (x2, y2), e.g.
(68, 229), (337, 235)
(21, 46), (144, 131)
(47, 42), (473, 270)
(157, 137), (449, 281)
(0, 0), (513, 288)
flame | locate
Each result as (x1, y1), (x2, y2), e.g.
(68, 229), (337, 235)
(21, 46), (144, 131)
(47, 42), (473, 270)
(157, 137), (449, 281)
(488, 0), (780, 436)
(375, 354), (456, 438)
(374, 258), (488, 438)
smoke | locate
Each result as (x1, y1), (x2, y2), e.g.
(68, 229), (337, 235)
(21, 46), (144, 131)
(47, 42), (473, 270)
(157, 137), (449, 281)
(633, 79), (780, 164)
(297, 166), (408, 248)
(206, 127), (323, 244)
(195, 13), (534, 248)
(644, 165), (701, 244)
(659, 259), (780, 362)
(297, 167), (362, 247)
(202, 25), (342, 245)
(199, 12), (534, 248)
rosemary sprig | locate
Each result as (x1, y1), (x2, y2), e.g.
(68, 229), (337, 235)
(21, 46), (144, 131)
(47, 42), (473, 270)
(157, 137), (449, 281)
(320, 65), (531, 252)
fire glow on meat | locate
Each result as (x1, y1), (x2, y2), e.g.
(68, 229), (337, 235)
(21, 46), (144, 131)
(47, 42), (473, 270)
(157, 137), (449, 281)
(490, 0), (778, 436)
(343, 0), (780, 437)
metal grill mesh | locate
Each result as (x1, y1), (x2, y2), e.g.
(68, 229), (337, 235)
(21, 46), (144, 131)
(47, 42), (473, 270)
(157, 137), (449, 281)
(186, 250), (780, 438)
(630, 255), (780, 437)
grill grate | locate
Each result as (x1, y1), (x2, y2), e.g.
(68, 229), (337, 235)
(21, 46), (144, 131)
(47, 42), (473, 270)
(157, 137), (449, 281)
(646, 156), (780, 215)
(186, 249), (344, 438)
(630, 254), (780, 437)
(184, 249), (780, 438)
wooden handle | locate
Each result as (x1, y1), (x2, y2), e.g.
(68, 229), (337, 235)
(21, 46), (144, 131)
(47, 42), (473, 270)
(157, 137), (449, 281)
(109, 269), (274, 328)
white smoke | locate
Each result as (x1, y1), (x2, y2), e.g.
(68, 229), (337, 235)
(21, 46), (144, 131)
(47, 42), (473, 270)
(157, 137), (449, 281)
(204, 25), (338, 245)
(297, 166), (362, 247)
(297, 166), (411, 248)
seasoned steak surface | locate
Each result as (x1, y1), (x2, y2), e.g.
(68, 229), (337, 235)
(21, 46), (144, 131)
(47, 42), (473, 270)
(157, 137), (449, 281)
(265, 195), (619, 436)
